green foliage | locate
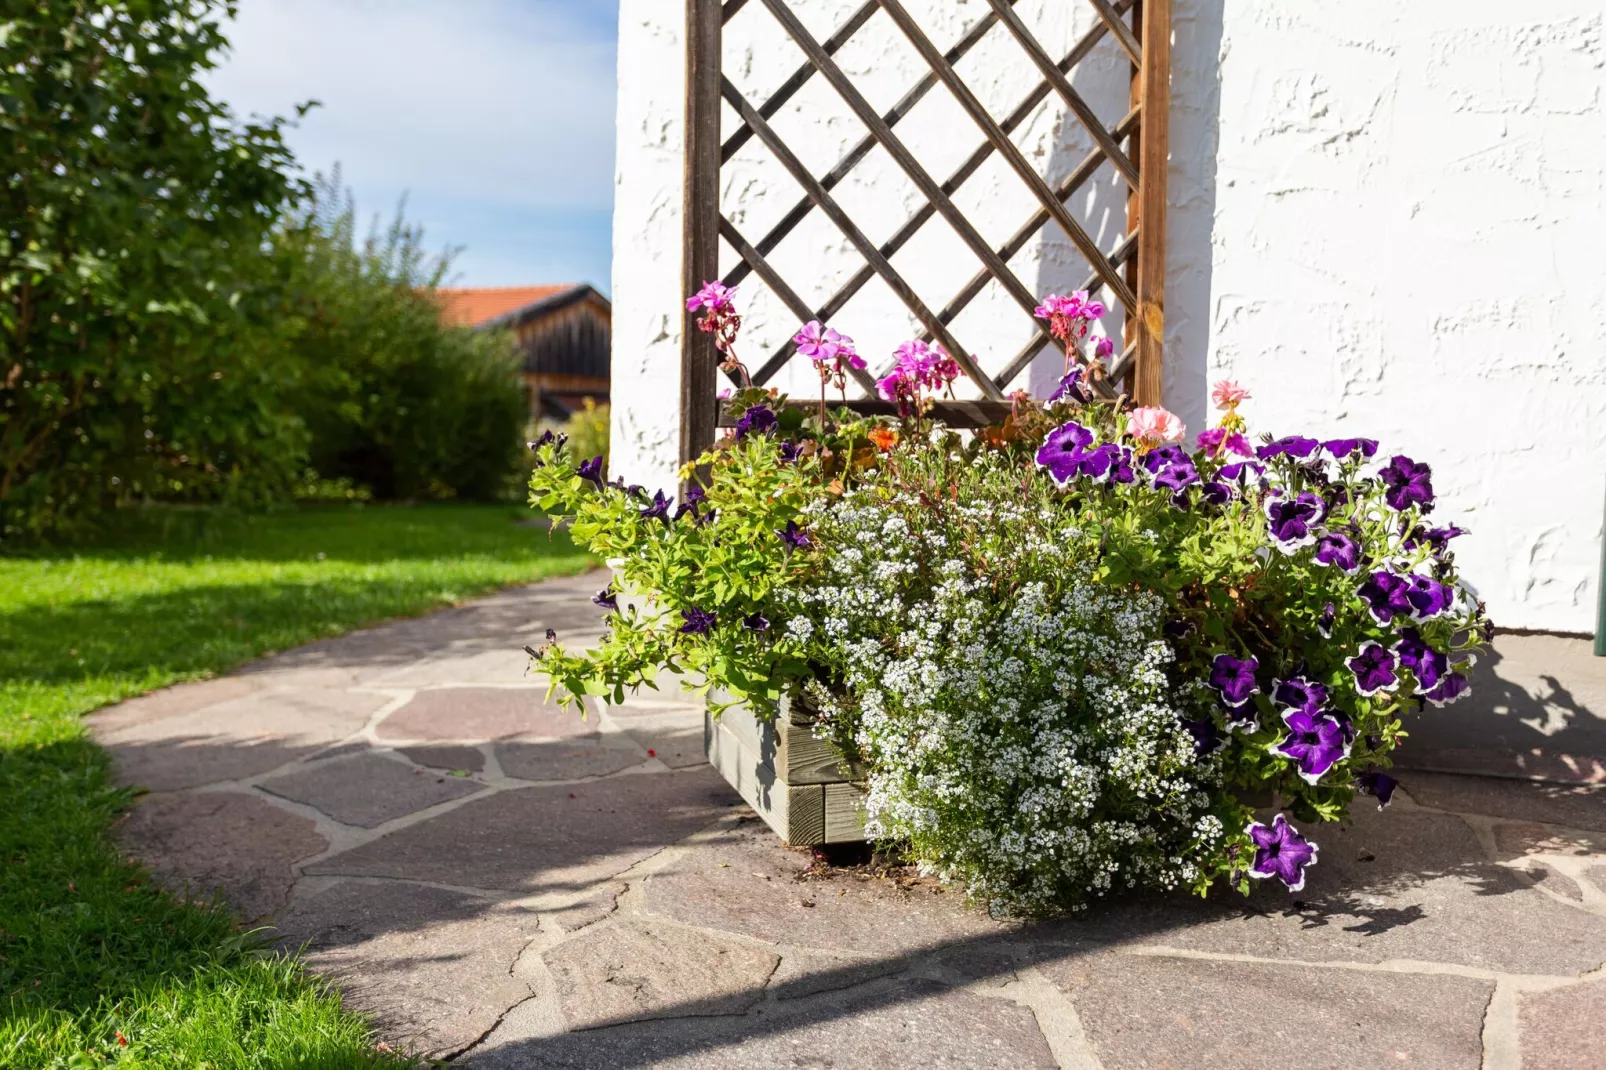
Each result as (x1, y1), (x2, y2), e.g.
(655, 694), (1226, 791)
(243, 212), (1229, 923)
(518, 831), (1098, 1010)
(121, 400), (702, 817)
(1, 0), (309, 537)
(0, 503), (591, 1066)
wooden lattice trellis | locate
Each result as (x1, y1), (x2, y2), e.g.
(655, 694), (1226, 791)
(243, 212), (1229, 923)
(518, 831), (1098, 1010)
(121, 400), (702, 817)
(681, 0), (1171, 464)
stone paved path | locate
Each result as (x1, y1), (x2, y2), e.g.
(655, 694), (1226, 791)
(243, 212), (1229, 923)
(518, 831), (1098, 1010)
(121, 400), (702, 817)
(89, 572), (1606, 1069)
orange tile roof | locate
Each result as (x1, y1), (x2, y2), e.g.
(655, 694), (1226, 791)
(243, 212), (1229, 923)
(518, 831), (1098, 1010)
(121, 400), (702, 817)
(433, 285), (575, 328)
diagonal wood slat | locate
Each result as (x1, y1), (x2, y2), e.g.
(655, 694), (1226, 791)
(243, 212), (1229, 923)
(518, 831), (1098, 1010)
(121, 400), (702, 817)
(719, 75), (1006, 400)
(1086, 0), (1142, 66)
(754, 0), (1054, 341)
(875, 0), (1139, 312)
(986, 0), (1138, 189)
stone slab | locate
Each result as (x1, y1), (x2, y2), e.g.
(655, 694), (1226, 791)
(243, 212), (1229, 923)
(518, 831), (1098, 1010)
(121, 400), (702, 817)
(94, 688), (389, 791)
(1047, 951), (1491, 1070)
(495, 739), (645, 782)
(1519, 979), (1606, 1070)
(399, 744), (486, 773)
(307, 769), (739, 900)
(276, 879), (537, 1059)
(468, 976), (1056, 1070)
(376, 687), (598, 742)
(260, 752), (484, 828)
(616, 710), (707, 769)
(645, 824), (1006, 958)
(542, 920), (779, 1030)
(118, 791), (326, 922)
(1403, 770), (1606, 832)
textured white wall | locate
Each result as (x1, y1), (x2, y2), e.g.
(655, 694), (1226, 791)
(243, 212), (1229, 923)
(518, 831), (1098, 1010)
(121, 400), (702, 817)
(612, 0), (1606, 632)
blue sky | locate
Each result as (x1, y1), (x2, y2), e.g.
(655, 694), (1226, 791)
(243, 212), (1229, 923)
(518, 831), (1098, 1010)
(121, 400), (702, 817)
(207, 0), (619, 292)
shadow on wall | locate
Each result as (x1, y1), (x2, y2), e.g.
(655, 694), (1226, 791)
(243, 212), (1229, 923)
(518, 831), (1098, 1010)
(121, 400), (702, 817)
(1031, 0), (1225, 429)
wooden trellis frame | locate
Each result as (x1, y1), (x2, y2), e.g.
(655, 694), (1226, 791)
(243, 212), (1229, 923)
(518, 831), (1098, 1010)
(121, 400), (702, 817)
(681, 0), (1171, 464)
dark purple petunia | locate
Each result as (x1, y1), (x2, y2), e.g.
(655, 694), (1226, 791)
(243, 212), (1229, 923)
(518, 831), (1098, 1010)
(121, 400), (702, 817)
(1048, 369), (1092, 403)
(1423, 670), (1471, 706)
(778, 440), (803, 463)
(1247, 814), (1319, 892)
(673, 484), (709, 521)
(1072, 442), (1116, 482)
(1405, 573), (1455, 620)
(1358, 570), (1414, 624)
(592, 589), (618, 610)
(1313, 530), (1362, 573)
(1348, 641), (1399, 696)
(1163, 619), (1195, 640)
(1264, 493), (1327, 551)
(1089, 443), (1137, 484)
(1218, 460), (1266, 484)
(1322, 437), (1379, 460)
(1199, 481), (1233, 507)
(1180, 715), (1224, 757)
(1272, 708), (1350, 784)
(1153, 460), (1200, 493)
(1394, 629), (1449, 691)
(694, 507), (718, 527)
(578, 455), (606, 489)
(639, 489), (673, 524)
(1273, 676), (1330, 718)
(1379, 454), (1434, 512)
(777, 520), (812, 549)
(1209, 653), (1260, 710)
(1035, 421), (1095, 485)
(743, 612), (770, 632)
(735, 403), (778, 440)
(679, 607), (717, 634)
(1142, 445), (1191, 475)
(1355, 770), (1399, 809)
(1317, 601), (1336, 638)
(1257, 436), (1321, 460)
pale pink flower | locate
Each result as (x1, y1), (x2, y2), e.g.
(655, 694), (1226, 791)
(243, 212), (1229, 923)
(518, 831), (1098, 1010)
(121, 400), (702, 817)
(1211, 379), (1251, 409)
(1127, 406), (1186, 445)
(1093, 336), (1116, 360)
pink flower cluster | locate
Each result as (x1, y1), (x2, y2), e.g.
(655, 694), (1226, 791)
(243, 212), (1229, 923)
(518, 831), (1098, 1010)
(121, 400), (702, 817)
(1034, 290), (1106, 344)
(1211, 379), (1251, 410)
(686, 281), (737, 315)
(876, 339), (961, 414)
(794, 320), (867, 375)
(1127, 406), (1186, 446)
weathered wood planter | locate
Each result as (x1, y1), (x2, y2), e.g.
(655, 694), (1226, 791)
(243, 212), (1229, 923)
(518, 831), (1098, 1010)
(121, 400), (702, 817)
(704, 693), (868, 846)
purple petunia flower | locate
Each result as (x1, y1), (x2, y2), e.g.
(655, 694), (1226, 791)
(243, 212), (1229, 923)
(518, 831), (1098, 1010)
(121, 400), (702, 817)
(639, 489), (673, 524)
(1272, 708), (1350, 784)
(693, 507), (718, 527)
(1199, 481), (1233, 507)
(1153, 459), (1201, 494)
(735, 403), (777, 440)
(1142, 445), (1190, 475)
(778, 440), (803, 463)
(743, 612), (770, 632)
(1423, 670), (1471, 706)
(1313, 530), (1363, 573)
(1317, 602), (1336, 638)
(1218, 460), (1265, 484)
(1035, 421), (1095, 485)
(1358, 570), (1414, 624)
(1348, 641), (1400, 696)
(592, 589), (618, 610)
(1209, 653), (1260, 710)
(1403, 524), (1466, 554)
(1355, 770), (1399, 809)
(1247, 814), (1318, 892)
(1322, 437), (1379, 460)
(1264, 492), (1327, 551)
(1395, 628), (1449, 692)
(578, 455), (605, 489)
(1379, 455), (1435, 512)
(1180, 715), (1224, 757)
(1048, 369), (1092, 404)
(679, 607), (717, 634)
(1273, 676), (1330, 718)
(778, 520), (811, 549)
(1405, 573), (1455, 620)
(674, 485), (708, 521)
(1257, 436), (1321, 460)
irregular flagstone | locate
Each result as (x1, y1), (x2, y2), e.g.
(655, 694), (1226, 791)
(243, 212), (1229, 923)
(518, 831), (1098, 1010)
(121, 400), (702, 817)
(1518, 977), (1606, 1070)
(275, 879), (537, 1059)
(1040, 806), (1606, 975)
(376, 687), (598, 742)
(1586, 867), (1606, 896)
(87, 675), (261, 732)
(542, 920), (779, 1029)
(1045, 950), (1491, 1070)
(306, 768), (739, 901)
(399, 744), (486, 773)
(467, 976), (1056, 1070)
(93, 688), (390, 791)
(1491, 822), (1605, 860)
(644, 823), (1008, 957)
(613, 709), (707, 769)
(118, 791), (326, 921)
(1404, 771), (1606, 832)
(495, 739), (645, 782)
(259, 752), (484, 828)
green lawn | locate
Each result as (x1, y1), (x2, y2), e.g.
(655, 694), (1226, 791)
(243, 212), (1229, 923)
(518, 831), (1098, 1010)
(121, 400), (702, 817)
(0, 504), (592, 1068)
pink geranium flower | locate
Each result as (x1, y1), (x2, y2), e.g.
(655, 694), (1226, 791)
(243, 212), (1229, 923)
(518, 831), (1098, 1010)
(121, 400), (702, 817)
(1211, 379), (1251, 409)
(1127, 406), (1186, 446)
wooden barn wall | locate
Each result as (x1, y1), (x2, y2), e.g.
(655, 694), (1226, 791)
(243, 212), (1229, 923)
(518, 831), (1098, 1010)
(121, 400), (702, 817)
(514, 300), (612, 381)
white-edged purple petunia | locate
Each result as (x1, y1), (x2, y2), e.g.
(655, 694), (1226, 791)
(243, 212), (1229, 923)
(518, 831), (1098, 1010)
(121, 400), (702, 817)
(1317, 601), (1337, 638)
(1379, 454), (1435, 512)
(1075, 442), (1137, 485)
(1257, 436), (1321, 460)
(1264, 492), (1327, 552)
(1180, 715), (1224, 757)
(1355, 770), (1399, 809)
(1246, 814), (1318, 892)
(1313, 530), (1362, 573)
(1394, 628), (1449, 692)
(1404, 573), (1455, 620)
(1271, 708), (1351, 784)
(1347, 641), (1400, 696)
(1035, 421), (1094, 485)
(1209, 653), (1260, 710)
(1273, 676), (1330, 718)
(1357, 570), (1414, 624)
(1424, 670), (1471, 706)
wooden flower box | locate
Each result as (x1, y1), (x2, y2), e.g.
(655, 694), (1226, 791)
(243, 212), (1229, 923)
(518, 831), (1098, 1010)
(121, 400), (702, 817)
(704, 693), (868, 846)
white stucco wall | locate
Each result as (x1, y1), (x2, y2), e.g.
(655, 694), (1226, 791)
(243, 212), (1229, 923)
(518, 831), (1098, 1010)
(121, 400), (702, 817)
(612, 0), (1606, 633)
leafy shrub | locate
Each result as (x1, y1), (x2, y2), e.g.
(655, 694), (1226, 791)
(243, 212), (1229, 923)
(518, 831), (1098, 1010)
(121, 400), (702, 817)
(528, 286), (1489, 914)
(562, 398), (611, 478)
